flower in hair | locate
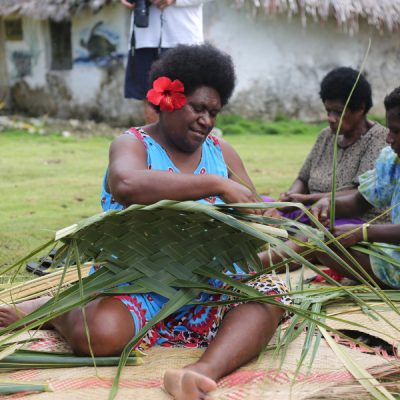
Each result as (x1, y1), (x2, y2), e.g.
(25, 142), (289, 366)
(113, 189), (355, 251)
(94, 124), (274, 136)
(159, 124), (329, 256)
(146, 77), (187, 112)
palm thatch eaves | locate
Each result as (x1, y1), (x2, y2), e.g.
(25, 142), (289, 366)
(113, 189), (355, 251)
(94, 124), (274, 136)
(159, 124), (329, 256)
(0, 0), (119, 22)
(1, 0), (399, 32)
(234, 0), (400, 32)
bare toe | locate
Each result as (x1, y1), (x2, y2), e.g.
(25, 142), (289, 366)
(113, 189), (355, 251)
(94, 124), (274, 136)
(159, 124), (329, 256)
(164, 369), (217, 400)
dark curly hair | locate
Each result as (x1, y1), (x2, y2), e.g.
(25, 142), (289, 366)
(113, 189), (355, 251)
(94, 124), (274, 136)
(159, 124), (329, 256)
(384, 87), (400, 112)
(148, 43), (236, 111)
(319, 67), (372, 113)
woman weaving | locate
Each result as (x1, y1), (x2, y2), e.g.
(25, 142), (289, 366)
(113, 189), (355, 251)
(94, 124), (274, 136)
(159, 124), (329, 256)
(269, 67), (388, 225)
(0, 44), (291, 400)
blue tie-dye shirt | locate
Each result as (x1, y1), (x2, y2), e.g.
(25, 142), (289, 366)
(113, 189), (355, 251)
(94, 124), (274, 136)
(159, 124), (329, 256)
(358, 146), (400, 288)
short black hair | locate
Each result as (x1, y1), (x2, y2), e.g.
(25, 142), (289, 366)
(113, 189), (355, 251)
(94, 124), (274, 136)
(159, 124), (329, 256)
(148, 43), (236, 110)
(384, 87), (400, 112)
(319, 67), (373, 113)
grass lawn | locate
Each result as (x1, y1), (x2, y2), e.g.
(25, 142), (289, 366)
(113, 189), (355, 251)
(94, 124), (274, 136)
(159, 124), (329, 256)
(0, 119), (323, 268)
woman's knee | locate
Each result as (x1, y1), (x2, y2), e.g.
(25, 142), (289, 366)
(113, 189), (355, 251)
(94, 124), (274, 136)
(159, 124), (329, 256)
(68, 297), (135, 356)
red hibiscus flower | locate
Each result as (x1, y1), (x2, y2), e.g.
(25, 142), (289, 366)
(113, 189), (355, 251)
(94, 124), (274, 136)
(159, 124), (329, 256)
(146, 77), (187, 112)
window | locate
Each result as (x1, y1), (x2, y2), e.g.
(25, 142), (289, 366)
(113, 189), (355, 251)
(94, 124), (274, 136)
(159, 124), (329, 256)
(5, 19), (23, 41)
(12, 51), (32, 77)
(49, 21), (72, 70)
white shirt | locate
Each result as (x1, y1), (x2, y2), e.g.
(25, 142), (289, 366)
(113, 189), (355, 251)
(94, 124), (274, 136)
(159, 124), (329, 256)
(132, 0), (213, 49)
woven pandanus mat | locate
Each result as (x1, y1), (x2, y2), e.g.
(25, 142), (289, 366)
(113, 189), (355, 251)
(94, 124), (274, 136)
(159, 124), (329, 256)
(325, 303), (400, 355)
(1, 328), (395, 400)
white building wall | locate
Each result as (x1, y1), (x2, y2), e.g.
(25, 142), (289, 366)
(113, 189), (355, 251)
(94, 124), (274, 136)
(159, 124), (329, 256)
(4, 17), (47, 86)
(2, 1), (400, 122)
(204, 0), (400, 120)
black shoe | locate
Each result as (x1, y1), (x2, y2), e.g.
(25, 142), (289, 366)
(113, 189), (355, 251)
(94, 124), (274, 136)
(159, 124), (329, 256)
(26, 247), (64, 276)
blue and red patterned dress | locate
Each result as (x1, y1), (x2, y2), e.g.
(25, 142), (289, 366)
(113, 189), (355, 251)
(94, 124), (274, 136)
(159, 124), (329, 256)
(100, 128), (292, 349)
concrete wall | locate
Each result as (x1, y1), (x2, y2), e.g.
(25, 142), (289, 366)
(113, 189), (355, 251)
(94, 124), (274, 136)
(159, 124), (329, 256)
(1, 1), (400, 122)
(205, 0), (400, 121)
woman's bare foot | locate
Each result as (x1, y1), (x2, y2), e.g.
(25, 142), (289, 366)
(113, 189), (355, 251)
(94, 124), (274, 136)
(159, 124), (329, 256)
(0, 296), (51, 327)
(164, 368), (217, 400)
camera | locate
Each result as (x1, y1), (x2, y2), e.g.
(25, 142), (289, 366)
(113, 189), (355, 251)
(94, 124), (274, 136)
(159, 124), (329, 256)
(128, 0), (151, 28)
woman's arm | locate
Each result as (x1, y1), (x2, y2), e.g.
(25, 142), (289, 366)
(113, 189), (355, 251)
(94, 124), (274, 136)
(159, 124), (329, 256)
(364, 224), (400, 244)
(219, 139), (256, 191)
(312, 191), (373, 224)
(330, 223), (400, 248)
(107, 135), (257, 206)
(285, 188), (360, 204)
(279, 179), (308, 201)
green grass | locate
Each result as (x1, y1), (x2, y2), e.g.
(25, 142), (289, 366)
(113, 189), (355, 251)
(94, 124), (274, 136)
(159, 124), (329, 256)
(0, 131), (110, 268)
(217, 114), (325, 136)
(0, 119), (322, 267)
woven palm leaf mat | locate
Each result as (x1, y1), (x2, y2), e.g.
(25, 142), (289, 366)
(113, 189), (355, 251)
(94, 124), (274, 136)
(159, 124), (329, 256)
(1, 201), (399, 399)
(1, 271), (398, 399)
(288, 268), (400, 357)
(1, 326), (398, 400)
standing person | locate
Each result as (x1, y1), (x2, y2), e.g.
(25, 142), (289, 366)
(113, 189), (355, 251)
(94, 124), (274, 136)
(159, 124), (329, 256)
(267, 67), (388, 225)
(0, 44), (291, 400)
(121, 0), (213, 124)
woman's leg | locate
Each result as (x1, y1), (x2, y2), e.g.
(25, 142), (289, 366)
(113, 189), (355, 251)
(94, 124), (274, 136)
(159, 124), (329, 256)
(164, 302), (284, 400)
(314, 249), (391, 288)
(259, 239), (316, 272)
(0, 297), (136, 356)
(51, 297), (136, 356)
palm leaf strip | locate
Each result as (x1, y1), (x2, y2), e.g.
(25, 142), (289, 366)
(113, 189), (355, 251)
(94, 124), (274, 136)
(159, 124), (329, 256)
(329, 38), (372, 228)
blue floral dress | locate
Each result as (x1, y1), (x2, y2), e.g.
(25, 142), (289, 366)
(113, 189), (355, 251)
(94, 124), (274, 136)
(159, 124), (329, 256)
(99, 128), (292, 349)
(358, 146), (400, 288)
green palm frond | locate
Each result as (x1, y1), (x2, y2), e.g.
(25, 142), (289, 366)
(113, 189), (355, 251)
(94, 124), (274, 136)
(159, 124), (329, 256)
(329, 38), (372, 228)
(0, 381), (51, 394)
(0, 349), (144, 369)
(1, 200), (399, 399)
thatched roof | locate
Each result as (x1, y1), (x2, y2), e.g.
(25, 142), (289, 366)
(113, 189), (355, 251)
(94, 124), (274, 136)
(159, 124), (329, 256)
(0, 0), (118, 22)
(1, 0), (399, 32)
(233, 0), (400, 32)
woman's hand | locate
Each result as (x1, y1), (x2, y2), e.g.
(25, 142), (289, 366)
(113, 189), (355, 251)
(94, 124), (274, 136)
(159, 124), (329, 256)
(332, 224), (363, 248)
(311, 197), (330, 225)
(262, 208), (282, 218)
(278, 191), (293, 202)
(121, 0), (135, 9)
(279, 192), (316, 204)
(219, 179), (264, 215)
(150, 0), (175, 9)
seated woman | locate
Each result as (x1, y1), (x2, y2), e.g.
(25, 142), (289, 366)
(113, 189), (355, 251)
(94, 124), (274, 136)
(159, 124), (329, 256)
(295, 87), (400, 289)
(272, 67), (388, 225)
(0, 44), (291, 400)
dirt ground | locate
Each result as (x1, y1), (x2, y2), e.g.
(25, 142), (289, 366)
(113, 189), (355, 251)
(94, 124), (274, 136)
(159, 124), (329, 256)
(0, 113), (125, 137)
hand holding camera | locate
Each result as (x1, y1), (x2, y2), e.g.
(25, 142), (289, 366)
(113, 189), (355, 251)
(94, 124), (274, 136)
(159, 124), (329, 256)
(127, 0), (151, 27)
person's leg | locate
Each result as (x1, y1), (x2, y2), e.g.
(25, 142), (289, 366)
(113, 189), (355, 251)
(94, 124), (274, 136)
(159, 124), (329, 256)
(314, 249), (391, 289)
(0, 296), (51, 327)
(164, 302), (284, 400)
(125, 48), (173, 124)
(51, 297), (136, 356)
(0, 297), (136, 356)
(259, 239), (315, 272)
